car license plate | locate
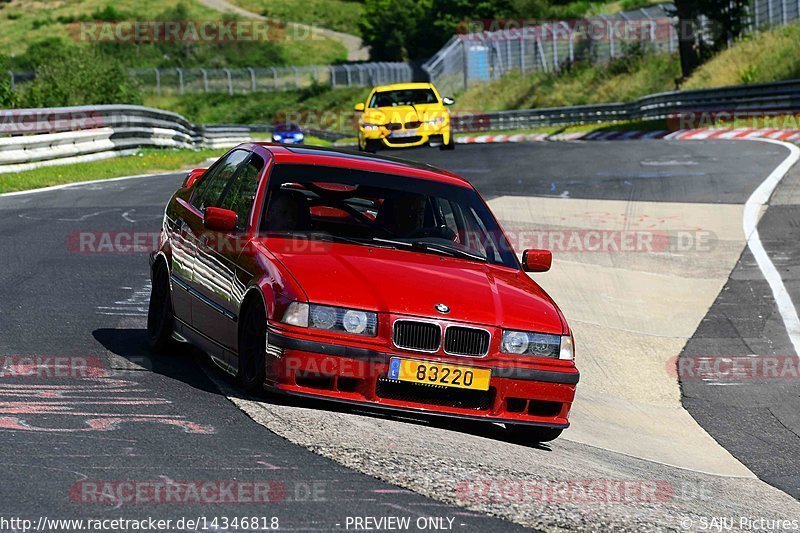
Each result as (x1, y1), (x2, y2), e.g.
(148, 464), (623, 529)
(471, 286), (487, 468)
(388, 358), (491, 391)
(390, 129), (418, 138)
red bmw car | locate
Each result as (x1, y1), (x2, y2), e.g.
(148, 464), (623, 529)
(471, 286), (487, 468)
(148, 144), (579, 442)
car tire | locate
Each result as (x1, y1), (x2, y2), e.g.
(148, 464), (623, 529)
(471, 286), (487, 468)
(147, 262), (174, 353)
(506, 424), (563, 443)
(440, 135), (455, 151)
(363, 140), (379, 154)
(237, 301), (267, 394)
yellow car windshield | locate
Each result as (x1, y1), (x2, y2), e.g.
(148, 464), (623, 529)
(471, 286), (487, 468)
(370, 89), (438, 108)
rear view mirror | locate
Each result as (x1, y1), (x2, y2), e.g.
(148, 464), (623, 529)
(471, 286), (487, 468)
(354, 102), (365, 112)
(204, 207), (237, 232)
(442, 97), (455, 106)
(522, 249), (552, 273)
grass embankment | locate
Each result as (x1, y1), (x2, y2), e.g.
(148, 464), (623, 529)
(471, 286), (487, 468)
(683, 20), (800, 89)
(454, 19), (800, 114)
(0, 148), (225, 194)
(229, 0), (364, 35)
(454, 52), (680, 112)
(0, 0), (346, 67)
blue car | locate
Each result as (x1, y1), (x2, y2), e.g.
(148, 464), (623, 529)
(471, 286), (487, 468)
(272, 123), (305, 144)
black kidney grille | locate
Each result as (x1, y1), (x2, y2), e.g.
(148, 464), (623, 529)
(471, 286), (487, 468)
(444, 326), (491, 356)
(393, 321), (441, 352)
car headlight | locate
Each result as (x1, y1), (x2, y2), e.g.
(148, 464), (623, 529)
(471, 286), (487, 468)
(272, 134), (281, 142)
(281, 302), (377, 337)
(295, 133), (304, 140)
(361, 122), (381, 132)
(425, 116), (446, 127)
(501, 330), (573, 360)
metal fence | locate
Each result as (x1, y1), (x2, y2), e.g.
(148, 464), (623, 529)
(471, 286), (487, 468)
(423, 4), (677, 96)
(127, 63), (412, 95)
(752, 0), (800, 29)
(8, 62), (413, 96)
(424, 1), (800, 96)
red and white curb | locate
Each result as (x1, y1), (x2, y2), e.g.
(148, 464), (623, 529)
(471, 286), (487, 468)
(456, 128), (800, 144)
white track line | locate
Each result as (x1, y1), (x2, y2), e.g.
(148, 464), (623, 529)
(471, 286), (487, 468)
(747, 139), (800, 355)
(0, 171), (183, 199)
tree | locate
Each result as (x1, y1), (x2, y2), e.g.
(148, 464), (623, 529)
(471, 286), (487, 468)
(359, 0), (520, 61)
(673, 0), (749, 79)
(25, 45), (142, 107)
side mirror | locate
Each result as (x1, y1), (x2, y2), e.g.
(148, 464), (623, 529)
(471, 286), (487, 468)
(354, 102), (365, 112)
(204, 207), (237, 232)
(522, 249), (552, 273)
(442, 97), (455, 106)
(183, 168), (207, 189)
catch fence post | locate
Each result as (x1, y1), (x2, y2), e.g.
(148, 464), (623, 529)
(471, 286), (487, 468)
(248, 67), (256, 92)
(223, 68), (233, 95)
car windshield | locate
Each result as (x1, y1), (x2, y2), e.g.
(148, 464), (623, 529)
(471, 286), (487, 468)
(369, 89), (438, 108)
(274, 123), (300, 133)
(261, 164), (519, 269)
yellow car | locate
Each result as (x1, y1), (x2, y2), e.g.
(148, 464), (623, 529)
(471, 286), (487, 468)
(354, 82), (455, 152)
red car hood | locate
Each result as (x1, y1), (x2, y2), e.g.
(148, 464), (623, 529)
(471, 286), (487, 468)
(260, 239), (564, 334)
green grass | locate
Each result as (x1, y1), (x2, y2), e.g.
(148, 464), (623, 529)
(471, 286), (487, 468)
(0, 0), (215, 56)
(144, 85), (369, 127)
(0, 148), (225, 194)
(454, 51), (680, 112)
(228, 0), (364, 35)
(0, 0), (347, 67)
(683, 20), (800, 89)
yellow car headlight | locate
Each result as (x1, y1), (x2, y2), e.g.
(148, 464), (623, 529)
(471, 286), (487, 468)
(425, 116), (446, 127)
(360, 122), (381, 132)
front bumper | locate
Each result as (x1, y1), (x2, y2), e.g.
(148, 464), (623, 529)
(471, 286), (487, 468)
(264, 330), (578, 428)
(362, 127), (451, 149)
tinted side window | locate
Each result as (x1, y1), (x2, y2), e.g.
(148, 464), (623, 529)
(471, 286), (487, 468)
(219, 154), (265, 231)
(191, 150), (249, 210)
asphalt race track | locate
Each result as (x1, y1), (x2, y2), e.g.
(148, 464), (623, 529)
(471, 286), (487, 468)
(1, 140), (798, 531)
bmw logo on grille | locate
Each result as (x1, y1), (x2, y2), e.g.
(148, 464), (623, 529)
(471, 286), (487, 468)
(435, 303), (450, 314)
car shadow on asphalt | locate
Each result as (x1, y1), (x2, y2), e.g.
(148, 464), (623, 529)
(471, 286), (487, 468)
(93, 327), (555, 452)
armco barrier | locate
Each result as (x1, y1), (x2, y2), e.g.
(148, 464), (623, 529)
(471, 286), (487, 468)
(0, 105), (252, 173)
(451, 79), (800, 132)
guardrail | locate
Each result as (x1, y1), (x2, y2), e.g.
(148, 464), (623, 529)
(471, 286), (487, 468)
(0, 105), (252, 173)
(450, 78), (800, 132)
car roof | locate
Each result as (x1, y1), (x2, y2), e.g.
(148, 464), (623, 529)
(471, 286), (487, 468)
(372, 82), (435, 92)
(249, 143), (472, 189)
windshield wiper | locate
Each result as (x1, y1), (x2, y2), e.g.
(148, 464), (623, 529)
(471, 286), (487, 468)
(372, 238), (487, 263)
(316, 234), (396, 249)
